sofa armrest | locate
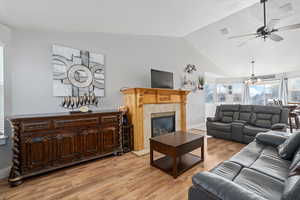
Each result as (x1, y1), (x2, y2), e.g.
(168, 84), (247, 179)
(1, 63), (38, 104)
(271, 123), (287, 131)
(255, 131), (288, 147)
(207, 117), (218, 122)
(191, 172), (265, 200)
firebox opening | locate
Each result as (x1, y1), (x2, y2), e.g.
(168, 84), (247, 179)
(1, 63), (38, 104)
(151, 112), (175, 138)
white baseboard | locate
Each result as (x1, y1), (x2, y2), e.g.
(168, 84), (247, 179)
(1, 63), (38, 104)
(0, 166), (10, 180)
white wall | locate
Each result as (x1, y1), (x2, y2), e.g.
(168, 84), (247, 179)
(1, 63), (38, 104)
(0, 28), (222, 178)
(7, 29), (222, 116)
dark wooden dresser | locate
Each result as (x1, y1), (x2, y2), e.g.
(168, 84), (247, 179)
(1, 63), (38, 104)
(7, 110), (122, 186)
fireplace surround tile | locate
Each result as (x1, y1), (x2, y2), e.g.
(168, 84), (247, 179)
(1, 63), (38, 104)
(143, 104), (181, 150)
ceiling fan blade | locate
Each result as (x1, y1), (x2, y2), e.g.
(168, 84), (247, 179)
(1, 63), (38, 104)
(269, 34), (284, 42)
(266, 19), (280, 31)
(228, 33), (257, 39)
(277, 23), (300, 31)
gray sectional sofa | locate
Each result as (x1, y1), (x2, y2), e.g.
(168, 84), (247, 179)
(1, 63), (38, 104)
(207, 104), (289, 143)
(189, 131), (300, 200)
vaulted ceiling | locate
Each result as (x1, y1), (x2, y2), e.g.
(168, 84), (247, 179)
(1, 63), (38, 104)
(185, 0), (300, 76)
(1, 0), (300, 77)
(0, 0), (258, 37)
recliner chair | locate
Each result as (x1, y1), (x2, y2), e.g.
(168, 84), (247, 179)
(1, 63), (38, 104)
(207, 104), (289, 143)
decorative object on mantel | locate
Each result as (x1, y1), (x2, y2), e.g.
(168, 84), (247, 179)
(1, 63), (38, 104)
(182, 64), (199, 92)
(198, 76), (205, 90)
(184, 64), (197, 74)
(52, 45), (105, 112)
(244, 60), (262, 85)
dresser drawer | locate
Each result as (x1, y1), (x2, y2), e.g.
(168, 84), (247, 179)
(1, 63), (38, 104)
(54, 117), (99, 128)
(100, 115), (119, 124)
(22, 121), (51, 132)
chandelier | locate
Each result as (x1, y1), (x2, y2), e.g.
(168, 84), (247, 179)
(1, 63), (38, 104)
(244, 60), (262, 85)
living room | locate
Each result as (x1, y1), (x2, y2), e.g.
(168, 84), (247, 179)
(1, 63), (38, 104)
(0, 0), (300, 199)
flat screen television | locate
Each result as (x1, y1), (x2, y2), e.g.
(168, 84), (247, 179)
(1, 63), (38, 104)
(151, 69), (174, 89)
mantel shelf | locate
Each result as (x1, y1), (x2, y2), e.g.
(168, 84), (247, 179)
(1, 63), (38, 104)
(121, 88), (190, 151)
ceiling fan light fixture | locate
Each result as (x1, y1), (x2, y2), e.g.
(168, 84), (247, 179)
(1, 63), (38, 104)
(245, 60), (261, 85)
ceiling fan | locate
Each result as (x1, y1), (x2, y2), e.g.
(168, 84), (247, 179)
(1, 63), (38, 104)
(229, 0), (300, 45)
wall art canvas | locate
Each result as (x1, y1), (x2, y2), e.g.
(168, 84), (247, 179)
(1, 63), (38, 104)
(52, 45), (105, 97)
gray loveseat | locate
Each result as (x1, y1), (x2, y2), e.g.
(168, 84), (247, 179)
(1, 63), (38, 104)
(189, 131), (300, 200)
(207, 104), (289, 143)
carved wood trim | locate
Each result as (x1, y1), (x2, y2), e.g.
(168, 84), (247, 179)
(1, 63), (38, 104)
(8, 120), (22, 184)
(121, 88), (190, 151)
(7, 111), (122, 186)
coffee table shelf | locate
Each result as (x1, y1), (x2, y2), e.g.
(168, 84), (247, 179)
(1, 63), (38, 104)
(150, 131), (205, 178)
(152, 153), (202, 177)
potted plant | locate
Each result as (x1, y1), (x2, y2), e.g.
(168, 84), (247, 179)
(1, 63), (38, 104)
(198, 76), (205, 90)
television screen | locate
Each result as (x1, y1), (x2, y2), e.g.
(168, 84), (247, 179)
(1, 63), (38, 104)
(151, 69), (174, 89)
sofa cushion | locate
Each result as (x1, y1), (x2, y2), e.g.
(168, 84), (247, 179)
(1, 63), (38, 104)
(207, 122), (231, 132)
(253, 105), (282, 114)
(250, 105), (282, 129)
(222, 116), (233, 123)
(218, 105), (240, 123)
(239, 105), (253, 122)
(234, 168), (284, 200)
(250, 155), (291, 181)
(282, 174), (300, 200)
(239, 112), (252, 122)
(220, 104), (240, 112)
(256, 131), (288, 147)
(221, 111), (234, 123)
(243, 141), (265, 154)
(290, 147), (300, 172)
(261, 146), (280, 159)
(278, 131), (300, 160)
(210, 161), (242, 181)
(229, 148), (260, 167)
(243, 125), (269, 137)
(192, 172), (266, 200)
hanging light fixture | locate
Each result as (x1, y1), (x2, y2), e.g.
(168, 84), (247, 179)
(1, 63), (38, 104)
(244, 60), (262, 85)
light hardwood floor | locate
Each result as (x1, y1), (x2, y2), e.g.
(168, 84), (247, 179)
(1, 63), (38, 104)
(0, 131), (245, 200)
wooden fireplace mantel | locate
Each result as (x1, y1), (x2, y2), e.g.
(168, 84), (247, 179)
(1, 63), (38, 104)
(121, 88), (190, 151)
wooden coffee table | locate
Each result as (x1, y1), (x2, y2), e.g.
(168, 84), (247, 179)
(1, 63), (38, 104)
(150, 131), (205, 178)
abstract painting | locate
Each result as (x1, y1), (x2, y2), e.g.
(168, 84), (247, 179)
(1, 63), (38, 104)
(52, 45), (105, 97)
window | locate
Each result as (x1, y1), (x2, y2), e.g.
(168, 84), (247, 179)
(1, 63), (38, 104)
(216, 84), (227, 102)
(0, 46), (3, 136)
(249, 81), (280, 105)
(288, 77), (300, 103)
(232, 84), (243, 103)
(204, 84), (215, 103)
(249, 85), (265, 105)
(216, 83), (243, 103)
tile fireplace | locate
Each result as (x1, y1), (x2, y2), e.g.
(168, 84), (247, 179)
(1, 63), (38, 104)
(151, 112), (175, 137)
(121, 88), (190, 152)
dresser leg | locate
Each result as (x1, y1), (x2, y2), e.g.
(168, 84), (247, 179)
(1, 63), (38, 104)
(8, 177), (23, 187)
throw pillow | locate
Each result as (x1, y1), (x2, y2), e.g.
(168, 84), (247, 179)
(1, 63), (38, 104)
(278, 131), (300, 160)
